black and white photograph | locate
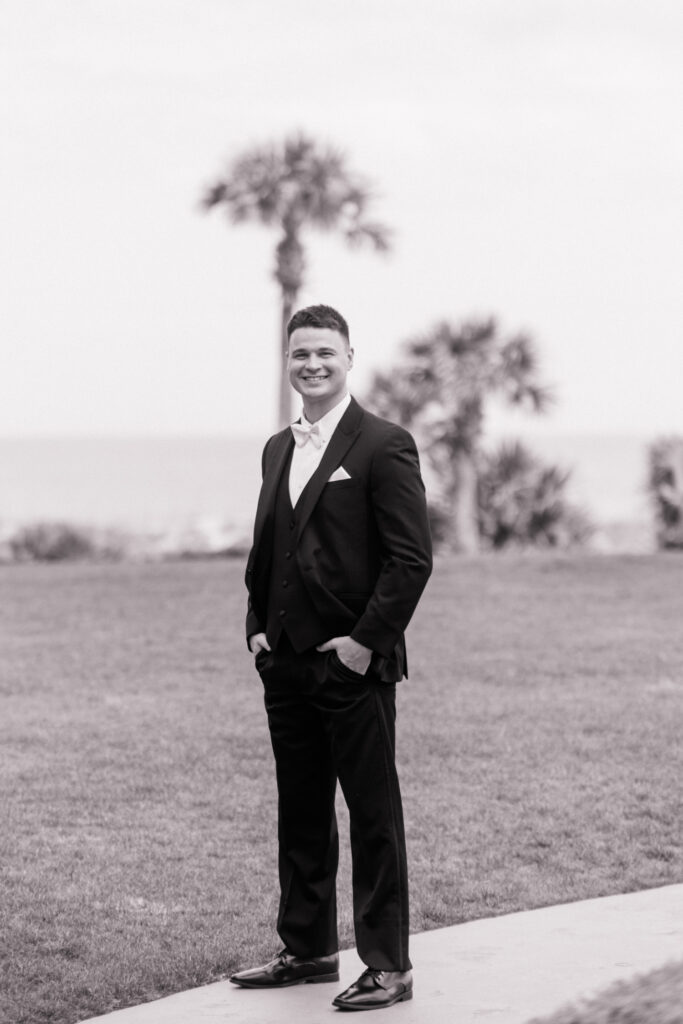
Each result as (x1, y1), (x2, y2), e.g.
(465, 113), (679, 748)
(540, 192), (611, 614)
(2, 3), (683, 1023)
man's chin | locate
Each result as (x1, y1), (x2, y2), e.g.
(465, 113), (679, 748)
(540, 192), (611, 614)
(299, 384), (332, 399)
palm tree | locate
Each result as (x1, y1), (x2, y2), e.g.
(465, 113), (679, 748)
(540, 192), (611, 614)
(365, 318), (553, 552)
(478, 441), (593, 550)
(202, 133), (391, 427)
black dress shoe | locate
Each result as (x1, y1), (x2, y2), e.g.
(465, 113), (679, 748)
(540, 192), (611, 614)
(230, 948), (340, 988)
(332, 968), (413, 1010)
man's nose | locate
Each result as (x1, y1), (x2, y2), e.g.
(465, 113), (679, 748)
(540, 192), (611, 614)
(305, 353), (321, 369)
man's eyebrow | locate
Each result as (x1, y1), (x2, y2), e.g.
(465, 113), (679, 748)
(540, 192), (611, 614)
(291, 346), (336, 355)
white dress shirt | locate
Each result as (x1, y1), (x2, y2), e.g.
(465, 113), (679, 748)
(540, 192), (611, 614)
(289, 393), (352, 506)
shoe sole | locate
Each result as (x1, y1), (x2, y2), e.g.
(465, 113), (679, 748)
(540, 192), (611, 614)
(332, 988), (413, 1010)
(231, 972), (340, 988)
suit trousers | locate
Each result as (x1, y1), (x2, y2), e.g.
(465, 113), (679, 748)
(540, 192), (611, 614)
(256, 635), (411, 972)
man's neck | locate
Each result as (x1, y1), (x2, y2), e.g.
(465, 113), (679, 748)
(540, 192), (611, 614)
(302, 391), (349, 424)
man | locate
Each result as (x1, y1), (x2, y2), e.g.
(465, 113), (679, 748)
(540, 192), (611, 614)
(231, 304), (432, 1011)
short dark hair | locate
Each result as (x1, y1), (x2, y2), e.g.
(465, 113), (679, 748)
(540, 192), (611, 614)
(287, 304), (350, 343)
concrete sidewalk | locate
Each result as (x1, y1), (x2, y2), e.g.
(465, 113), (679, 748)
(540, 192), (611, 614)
(83, 885), (683, 1023)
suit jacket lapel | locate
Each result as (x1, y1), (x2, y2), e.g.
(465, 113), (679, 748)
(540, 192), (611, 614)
(294, 398), (364, 543)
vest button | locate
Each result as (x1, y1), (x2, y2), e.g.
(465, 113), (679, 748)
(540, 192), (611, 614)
(282, 580), (289, 588)
(279, 609), (286, 617)
(289, 520), (295, 529)
(285, 551), (292, 559)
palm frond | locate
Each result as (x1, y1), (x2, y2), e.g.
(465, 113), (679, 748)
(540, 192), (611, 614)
(345, 220), (392, 251)
(202, 133), (391, 248)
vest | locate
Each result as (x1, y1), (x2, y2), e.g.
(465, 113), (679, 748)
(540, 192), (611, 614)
(265, 450), (328, 652)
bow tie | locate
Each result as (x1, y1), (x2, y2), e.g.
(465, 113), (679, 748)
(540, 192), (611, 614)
(291, 421), (323, 449)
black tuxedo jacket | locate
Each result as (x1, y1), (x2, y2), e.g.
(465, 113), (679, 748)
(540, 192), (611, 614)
(245, 398), (432, 679)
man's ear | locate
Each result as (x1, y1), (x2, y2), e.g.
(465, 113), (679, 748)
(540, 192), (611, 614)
(348, 346), (355, 369)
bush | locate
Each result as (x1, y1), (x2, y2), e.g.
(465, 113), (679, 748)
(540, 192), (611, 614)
(2, 520), (251, 563)
(477, 441), (594, 550)
(648, 437), (683, 549)
(9, 522), (96, 562)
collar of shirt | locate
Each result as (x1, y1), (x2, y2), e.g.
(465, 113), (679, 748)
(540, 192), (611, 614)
(288, 393), (351, 507)
(297, 392), (352, 446)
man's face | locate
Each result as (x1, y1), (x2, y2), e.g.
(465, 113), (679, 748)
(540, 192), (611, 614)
(287, 326), (354, 415)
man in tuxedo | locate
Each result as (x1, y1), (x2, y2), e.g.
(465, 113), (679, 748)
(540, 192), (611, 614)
(230, 304), (432, 1011)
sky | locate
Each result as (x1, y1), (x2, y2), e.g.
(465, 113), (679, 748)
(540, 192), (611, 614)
(2, 0), (682, 438)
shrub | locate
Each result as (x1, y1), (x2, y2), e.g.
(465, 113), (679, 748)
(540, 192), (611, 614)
(9, 522), (96, 562)
(648, 437), (683, 549)
(477, 441), (594, 550)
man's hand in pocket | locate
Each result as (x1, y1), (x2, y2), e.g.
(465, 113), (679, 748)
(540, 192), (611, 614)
(316, 636), (372, 675)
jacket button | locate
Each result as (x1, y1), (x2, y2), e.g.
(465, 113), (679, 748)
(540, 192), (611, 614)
(285, 551), (292, 559)
(279, 610), (286, 617)
(289, 520), (295, 530)
(282, 580), (288, 588)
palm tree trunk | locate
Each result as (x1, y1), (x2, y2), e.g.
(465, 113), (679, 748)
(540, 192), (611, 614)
(278, 290), (296, 428)
(449, 450), (480, 553)
(275, 227), (304, 429)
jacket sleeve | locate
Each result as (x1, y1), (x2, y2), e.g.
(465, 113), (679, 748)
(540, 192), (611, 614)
(244, 438), (272, 645)
(245, 598), (263, 645)
(349, 427), (432, 657)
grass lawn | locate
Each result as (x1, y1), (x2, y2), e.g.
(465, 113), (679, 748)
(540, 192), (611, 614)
(1, 554), (682, 1024)
(529, 960), (683, 1023)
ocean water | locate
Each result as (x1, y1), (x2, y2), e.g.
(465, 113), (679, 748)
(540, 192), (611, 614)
(0, 433), (654, 535)
(0, 436), (264, 532)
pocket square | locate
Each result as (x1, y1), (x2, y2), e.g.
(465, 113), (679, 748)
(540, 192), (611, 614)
(328, 466), (351, 482)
